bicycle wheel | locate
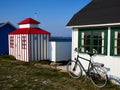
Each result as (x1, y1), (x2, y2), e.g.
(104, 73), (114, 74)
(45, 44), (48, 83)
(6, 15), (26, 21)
(89, 65), (108, 88)
(67, 60), (82, 79)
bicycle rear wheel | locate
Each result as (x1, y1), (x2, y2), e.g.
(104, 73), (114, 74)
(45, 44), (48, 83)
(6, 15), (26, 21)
(67, 60), (82, 78)
(90, 65), (108, 88)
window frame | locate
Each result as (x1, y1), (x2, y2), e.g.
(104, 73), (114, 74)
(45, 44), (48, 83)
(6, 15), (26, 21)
(10, 36), (14, 48)
(111, 27), (120, 56)
(78, 28), (108, 55)
(21, 36), (27, 49)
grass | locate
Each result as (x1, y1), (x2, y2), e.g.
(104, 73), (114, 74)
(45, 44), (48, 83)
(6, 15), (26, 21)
(0, 55), (120, 90)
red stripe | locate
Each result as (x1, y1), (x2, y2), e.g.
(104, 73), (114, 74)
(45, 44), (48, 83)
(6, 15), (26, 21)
(9, 28), (50, 34)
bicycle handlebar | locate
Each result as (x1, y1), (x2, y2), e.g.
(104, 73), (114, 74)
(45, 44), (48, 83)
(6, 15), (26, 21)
(74, 48), (79, 52)
(74, 47), (96, 57)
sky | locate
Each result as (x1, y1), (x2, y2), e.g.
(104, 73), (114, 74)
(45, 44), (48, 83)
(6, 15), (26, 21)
(0, 0), (91, 37)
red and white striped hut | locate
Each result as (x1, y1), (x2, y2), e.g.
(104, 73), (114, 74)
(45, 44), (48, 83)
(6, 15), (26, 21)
(9, 18), (50, 62)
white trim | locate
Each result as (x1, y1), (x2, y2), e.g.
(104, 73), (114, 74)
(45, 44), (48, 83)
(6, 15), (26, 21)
(19, 24), (38, 28)
(101, 32), (104, 54)
(72, 28), (78, 60)
(107, 27), (111, 56)
(66, 23), (120, 28)
(114, 32), (118, 55)
(115, 32), (118, 47)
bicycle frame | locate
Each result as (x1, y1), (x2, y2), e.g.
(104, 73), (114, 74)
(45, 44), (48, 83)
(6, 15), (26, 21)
(75, 54), (93, 76)
(67, 48), (108, 88)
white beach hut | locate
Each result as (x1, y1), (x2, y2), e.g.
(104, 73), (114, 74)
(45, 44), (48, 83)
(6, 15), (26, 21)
(9, 18), (50, 62)
(49, 37), (71, 62)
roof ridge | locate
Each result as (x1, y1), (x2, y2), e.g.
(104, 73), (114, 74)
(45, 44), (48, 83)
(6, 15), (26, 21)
(0, 22), (16, 29)
(18, 18), (40, 25)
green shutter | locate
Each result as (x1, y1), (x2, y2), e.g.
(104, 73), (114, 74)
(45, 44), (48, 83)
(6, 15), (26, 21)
(104, 30), (108, 55)
(78, 30), (81, 49)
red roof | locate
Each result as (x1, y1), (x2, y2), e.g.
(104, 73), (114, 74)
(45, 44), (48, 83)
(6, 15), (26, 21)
(18, 18), (40, 25)
(9, 28), (50, 34)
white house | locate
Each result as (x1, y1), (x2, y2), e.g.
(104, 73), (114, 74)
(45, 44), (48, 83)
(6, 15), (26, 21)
(9, 18), (50, 62)
(49, 37), (71, 62)
(67, 0), (120, 83)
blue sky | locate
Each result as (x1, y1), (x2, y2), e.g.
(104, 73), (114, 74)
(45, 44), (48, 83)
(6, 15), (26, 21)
(0, 0), (91, 37)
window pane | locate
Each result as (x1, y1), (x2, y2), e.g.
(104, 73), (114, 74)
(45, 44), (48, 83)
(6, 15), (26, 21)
(92, 32), (102, 54)
(113, 31), (120, 55)
(117, 33), (120, 46)
(117, 32), (120, 55)
(117, 48), (120, 55)
(84, 32), (90, 52)
(21, 36), (27, 49)
(10, 36), (14, 48)
(79, 30), (105, 54)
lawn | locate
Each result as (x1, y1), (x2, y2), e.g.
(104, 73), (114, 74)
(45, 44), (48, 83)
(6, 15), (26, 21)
(0, 55), (120, 90)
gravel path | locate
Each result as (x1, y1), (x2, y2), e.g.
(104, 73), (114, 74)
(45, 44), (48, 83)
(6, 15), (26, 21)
(57, 65), (67, 72)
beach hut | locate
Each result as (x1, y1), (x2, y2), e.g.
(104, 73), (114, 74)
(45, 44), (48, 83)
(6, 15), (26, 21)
(67, 0), (120, 82)
(9, 18), (50, 62)
(0, 22), (16, 54)
(49, 37), (71, 62)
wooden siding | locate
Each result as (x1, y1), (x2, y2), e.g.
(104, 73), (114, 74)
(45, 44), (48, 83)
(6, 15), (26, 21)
(28, 34), (49, 61)
(9, 34), (49, 62)
(9, 34), (29, 62)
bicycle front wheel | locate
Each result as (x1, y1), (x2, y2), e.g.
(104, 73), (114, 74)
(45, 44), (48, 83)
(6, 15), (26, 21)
(90, 65), (108, 88)
(67, 60), (82, 79)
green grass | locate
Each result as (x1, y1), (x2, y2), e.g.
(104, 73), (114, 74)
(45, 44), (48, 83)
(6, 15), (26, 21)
(0, 55), (120, 90)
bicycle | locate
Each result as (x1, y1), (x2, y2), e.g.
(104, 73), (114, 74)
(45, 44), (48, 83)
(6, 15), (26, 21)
(67, 47), (108, 88)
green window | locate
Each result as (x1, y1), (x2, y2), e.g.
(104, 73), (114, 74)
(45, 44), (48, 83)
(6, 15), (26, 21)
(78, 28), (108, 55)
(111, 27), (120, 56)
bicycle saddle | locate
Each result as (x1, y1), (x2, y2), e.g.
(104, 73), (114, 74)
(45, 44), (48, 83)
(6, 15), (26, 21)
(87, 52), (94, 57)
